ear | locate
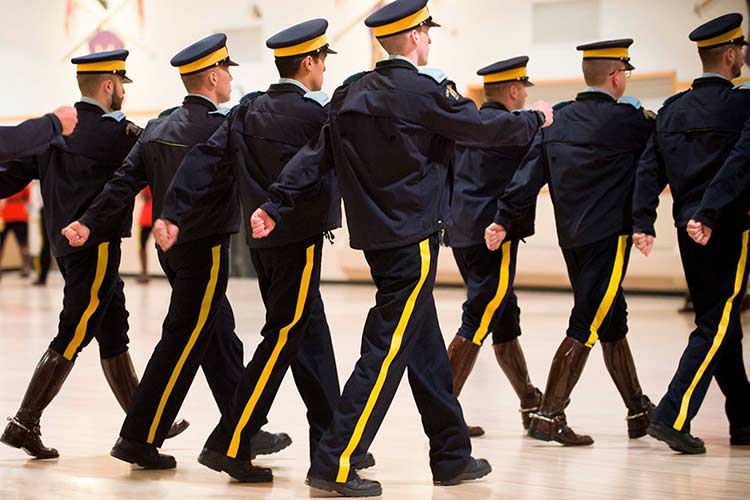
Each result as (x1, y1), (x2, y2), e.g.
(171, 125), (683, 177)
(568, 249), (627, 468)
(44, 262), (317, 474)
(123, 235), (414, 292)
(303, 55), (314, 72)
(509, 84), (518, 100)
(102, 79), (113, 95)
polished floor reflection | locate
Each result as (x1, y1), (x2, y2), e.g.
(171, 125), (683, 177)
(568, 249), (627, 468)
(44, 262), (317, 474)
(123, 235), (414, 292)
(1, 274), (748, 499)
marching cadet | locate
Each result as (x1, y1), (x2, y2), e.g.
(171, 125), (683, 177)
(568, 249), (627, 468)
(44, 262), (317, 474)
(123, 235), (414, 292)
(153, 20), (374, 482)
(250, 0), (553, 495)
(0, 106), (77, 162)
(64, 35), (290, 472)
(488, 39), (656, 446)
(0, 49), (186, 459)
(445, 56), (543, 438)
(633, 13), (750, 454)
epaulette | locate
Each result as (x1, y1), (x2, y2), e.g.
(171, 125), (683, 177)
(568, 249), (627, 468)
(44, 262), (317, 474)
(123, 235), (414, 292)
(101, 110), (126, 122)
(617, 95), (642, 109)
(240, 91), (264, 104)
(418, 67), (448, 84)
(125, 122), (143, 137)
(158, 106), (179, 118)
(662, 89), (689, 108)
(208, 108), (232, 117)
(342, 71), (370, 86)
(733, 81), (750, 90)
(553, 100), (574, 112)
(303, 91), (331, 107)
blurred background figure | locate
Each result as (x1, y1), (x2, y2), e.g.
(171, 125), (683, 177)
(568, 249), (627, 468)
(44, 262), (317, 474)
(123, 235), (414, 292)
(0, 184), (31, 279)
(137, 187), (152, 283)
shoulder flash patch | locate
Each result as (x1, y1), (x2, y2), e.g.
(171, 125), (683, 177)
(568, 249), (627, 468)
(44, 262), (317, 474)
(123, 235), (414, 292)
(444, 83), (460, 101)
(642, 109), (657, 120)
(617, 96), (642, 109)
(418, 67), (448, 84)
(102, 110), (126, 122)
(125, 122), (143, 137)
(733, 81), (750, 90)
(342, 71), (370, 86)
(553, 100), (574, 112)
(303, 91), (331, 107)
(240, 91), (265, 104)
(662, 89), (689, 108)
(209, 107), (232, 117)
(158, 106), (179, 118)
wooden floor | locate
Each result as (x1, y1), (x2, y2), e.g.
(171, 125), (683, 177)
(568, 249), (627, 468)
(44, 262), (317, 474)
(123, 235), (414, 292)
(1, 273), (748, 499)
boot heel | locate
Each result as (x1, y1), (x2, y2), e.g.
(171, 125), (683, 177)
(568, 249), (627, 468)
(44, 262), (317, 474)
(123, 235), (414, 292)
(0, 421), (26, 449)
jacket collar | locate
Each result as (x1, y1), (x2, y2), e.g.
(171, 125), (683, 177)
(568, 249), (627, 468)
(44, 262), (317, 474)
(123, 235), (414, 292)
(267, 82), (307, 95)
(481, 101), (510, 112)
(75, 99), (108, 115)
(692, 76), (734, 89)
(575, 91), (616, 103)
(183, 94), (219, 111)
(375, 58), (418, 72)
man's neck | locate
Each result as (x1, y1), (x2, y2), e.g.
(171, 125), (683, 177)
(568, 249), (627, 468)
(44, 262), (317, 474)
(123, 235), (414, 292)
(701, 68), (733, 81)
(80, 95), (111, 113)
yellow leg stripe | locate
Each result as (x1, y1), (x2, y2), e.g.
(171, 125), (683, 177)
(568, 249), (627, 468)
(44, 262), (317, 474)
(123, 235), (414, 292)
(674, 230), (750, 431)
(471, 241), (512, 345)
(226, 243), (316, 458)
(63, 242), (109, 360)
(585, 235), (628, 348)
(147, 244), (221, 444)
(336, 238), (431, 483)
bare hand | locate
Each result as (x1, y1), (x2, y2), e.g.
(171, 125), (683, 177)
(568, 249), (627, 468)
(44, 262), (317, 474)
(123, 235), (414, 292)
(484, 223), (507, 251)
(53, 106), (78, 135)
(633, 232), (655, 256)
(250, 208), (276, 239)
(153, 219), (179, 251)
(61, 221), (90, 247)
(686, 219), (712, 246)
(531, 100), (554, 128)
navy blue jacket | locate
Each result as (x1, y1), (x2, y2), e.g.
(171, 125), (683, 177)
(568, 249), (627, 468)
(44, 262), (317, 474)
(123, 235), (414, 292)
(81, 95), (239, 248)
(0, 114), (62, 163)
(165, 83), (337, 249)
(445, 101), (536, 247)
(633, 77), (750, 235)
(0, 101), (139, 257)
(496, 91), (654, 249)
(262, 58), (542, 251)
(693, 116), (750, 229)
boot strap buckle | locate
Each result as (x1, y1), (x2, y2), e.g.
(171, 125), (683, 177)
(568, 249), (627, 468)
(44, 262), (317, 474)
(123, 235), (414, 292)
(6, 416), (32, 433)
(626, 411), (647, 420)
(530, 413), (554, 424)
(519, 406), (540, 414)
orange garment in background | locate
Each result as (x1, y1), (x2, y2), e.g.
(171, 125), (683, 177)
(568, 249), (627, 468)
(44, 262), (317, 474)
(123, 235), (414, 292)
(138, 186), (153, 228)
(1, 185), (30, 223)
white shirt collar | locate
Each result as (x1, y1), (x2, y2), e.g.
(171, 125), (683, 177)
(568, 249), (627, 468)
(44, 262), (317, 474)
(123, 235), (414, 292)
(701, 72), (731, 82)
(385, 54), (418, 69)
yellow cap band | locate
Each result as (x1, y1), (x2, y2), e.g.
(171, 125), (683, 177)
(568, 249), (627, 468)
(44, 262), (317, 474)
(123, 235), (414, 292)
(178, 46), (229, 75)
(77, 60), (126, 73)
(697, 26), (744, 48)
(582, 47), (629, 60)
(483, 66), (528, 84)
(372, 6), (430, 38)
(273, 34), (328, 58)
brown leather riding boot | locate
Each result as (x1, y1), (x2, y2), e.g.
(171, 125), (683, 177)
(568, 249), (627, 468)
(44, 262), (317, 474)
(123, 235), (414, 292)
(600, 338), (655, 439)
(0, 349), (73, 458)
(493, 339), (542, 430)
(101, 351), (189, 439)
(447, 336), (484, 437)
(527, 337), (593, 446)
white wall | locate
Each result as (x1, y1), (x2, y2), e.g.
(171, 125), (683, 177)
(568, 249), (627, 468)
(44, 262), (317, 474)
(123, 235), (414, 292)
(1, 0), (748, 119)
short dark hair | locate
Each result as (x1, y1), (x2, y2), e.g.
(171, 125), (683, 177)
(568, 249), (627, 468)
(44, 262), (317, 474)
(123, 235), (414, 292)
(275, 52), (322, 79)
(698, 44), (734, 68)
(76, 74), (117, 96)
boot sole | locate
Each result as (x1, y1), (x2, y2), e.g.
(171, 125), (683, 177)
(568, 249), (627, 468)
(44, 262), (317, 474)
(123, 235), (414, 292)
(527, 428), (552, 442)
(110, 446), (176, 470)
(306, 476), (382, 497)
(197, 449), (273, 483)
(249, 434), (292, 459)
(1, 429), (59, 459)
(434, 461), (492, 486)
(647, 425), (706, 454)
